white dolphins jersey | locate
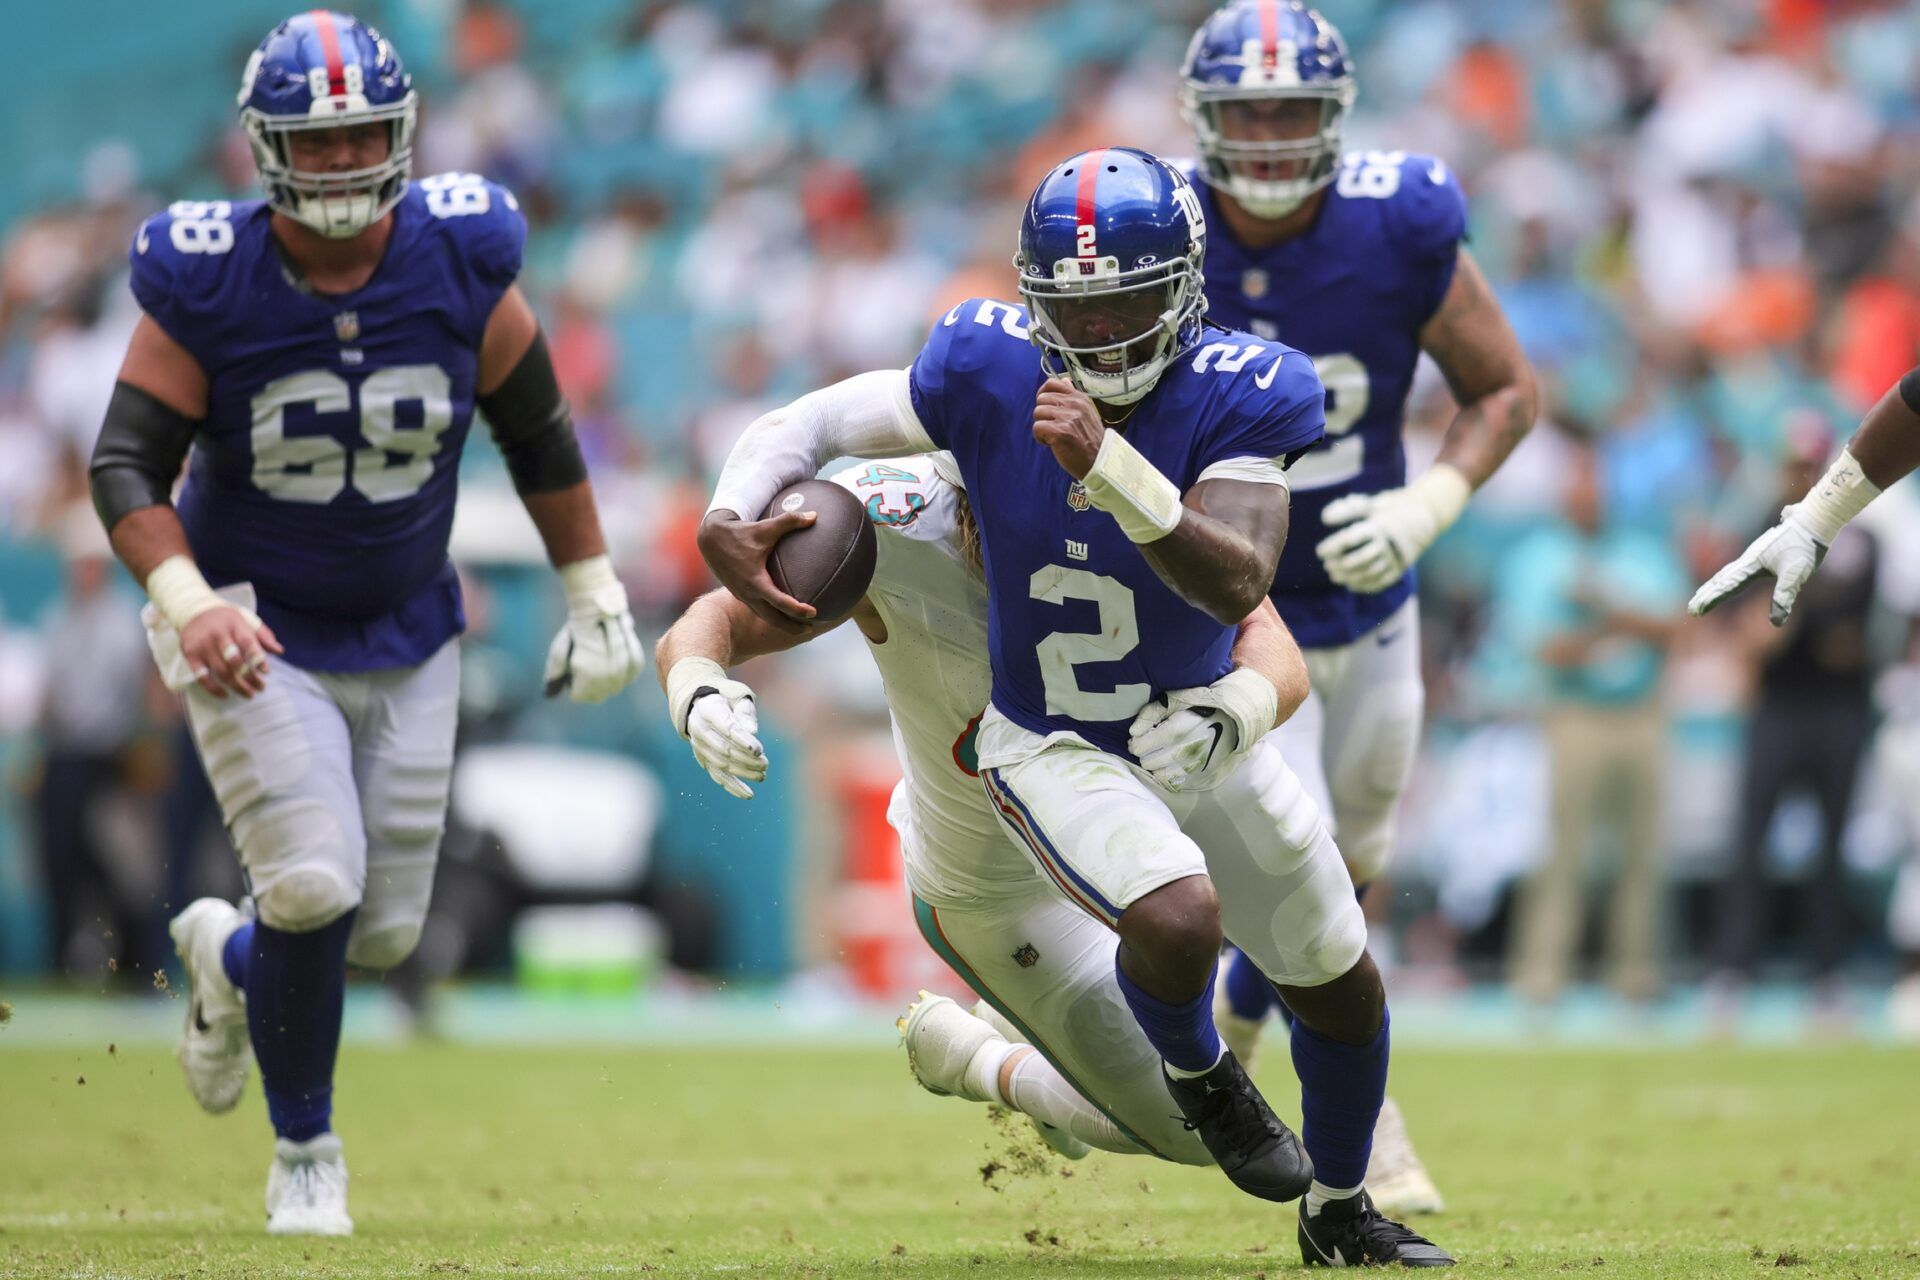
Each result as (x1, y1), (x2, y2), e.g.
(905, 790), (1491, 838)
(827, 457), (1035, 905)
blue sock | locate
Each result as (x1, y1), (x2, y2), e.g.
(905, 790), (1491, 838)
(221, 921), (253, 990)
(1115, 954), (1223, 1074)
(247, 911), (355, 1143)
(1289, 1005), (1390, 1188)
(1223, 946), (1280, 1021)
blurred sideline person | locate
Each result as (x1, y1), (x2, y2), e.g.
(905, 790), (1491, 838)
(657, 454), (1302, 1175)
(1501, 438), (1686, 1004)
(1180, 1), (1537, 1215)
(87, 12), (642, 1235)
(33, 505), (154, 978)
(1710, 423), (1878, 1016)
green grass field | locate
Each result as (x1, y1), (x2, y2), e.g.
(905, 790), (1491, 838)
(2, 1039), (1916, 1278)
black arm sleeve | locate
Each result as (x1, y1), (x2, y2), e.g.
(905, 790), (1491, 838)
(89, 381), (197, 534)
(1899, 365), (1920, 416)
(477, 330), (589, 494)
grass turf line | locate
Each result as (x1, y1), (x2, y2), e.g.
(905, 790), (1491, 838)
(0, 1042), (1915, 1277)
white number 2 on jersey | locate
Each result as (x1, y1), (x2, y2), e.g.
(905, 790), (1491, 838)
(1030, 565), (1149, 721)
(251, 364), (453, 504)
(1286, 352), (1371, 491)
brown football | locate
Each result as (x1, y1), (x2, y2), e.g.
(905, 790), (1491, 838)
(760, 479), (878, 622)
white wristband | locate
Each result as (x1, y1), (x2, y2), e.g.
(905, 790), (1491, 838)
(145, 555), (257, 634)
(1081, 430), (1183, 543)
(1792, 448), (1880, 544)
(558, 553), (629, 620)
(1408, 464), (1472, 534)
(666, 656), (731, 737)
(1202, 666), (1280, 748)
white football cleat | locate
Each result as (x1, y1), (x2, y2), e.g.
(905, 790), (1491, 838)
(266, 1133), (353, 1236)
(899, 990), (1010, 1103)
(968, 1000), (1091, 1161)
(169, 898), (253, 1115)
(1212, 954), (1269, 1070)
(1366, 1096), (1446, 1217)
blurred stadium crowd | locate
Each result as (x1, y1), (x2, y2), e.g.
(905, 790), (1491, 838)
(4, 0), (1920, 1028)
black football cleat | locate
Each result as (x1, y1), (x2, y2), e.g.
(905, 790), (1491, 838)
(1162, 1050), (1313, 1202)
(1299, 1189), (1456, 1267)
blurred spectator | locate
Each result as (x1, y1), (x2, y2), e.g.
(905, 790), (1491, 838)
(31, 506), (154, 979)
(1709, 421), (1880, 1005)
(1503, 435), (1687, 1004)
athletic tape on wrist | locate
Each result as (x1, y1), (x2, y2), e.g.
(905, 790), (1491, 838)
(667, 656), (731, 737)
(1409, 464), (1472, 534)
(558, 553), (628, 619)
(1081, 430), (1183, 543)
(145, 555), (258, 634)
(1793, 448), (1880, 545)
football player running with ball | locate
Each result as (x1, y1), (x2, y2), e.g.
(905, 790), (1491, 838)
(701, 148), (1452, 1266)
(1180, 0), (1538, 1217)
(88, 12), (643, 1235)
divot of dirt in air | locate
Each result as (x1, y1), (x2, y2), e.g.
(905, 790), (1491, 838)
(0, 1000), (11, 1025)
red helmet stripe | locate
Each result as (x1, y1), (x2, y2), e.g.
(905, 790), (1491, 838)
(1074, 148), (1106, 252)
(1260, 0), (1280, 68)
(311, 9), (348, 97)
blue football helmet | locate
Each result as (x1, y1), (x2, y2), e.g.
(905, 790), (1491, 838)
(237, 11), (416, 238)
(1180, 1), (1356, 218)
(1014, 148), (1208, 407)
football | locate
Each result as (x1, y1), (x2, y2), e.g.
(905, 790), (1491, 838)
(761, 478), (877, 622)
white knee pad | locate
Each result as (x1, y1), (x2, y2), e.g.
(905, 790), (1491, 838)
(254, 863), (361, 934)
(347, 917), (422, 971)
(240, 791), (366, 932)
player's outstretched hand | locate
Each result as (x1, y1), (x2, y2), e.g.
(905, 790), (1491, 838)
(1031, 377), (1104, 479)
(696, 510), (819, 635)
(544, 556), (647, 703)
(685, 682), (766, 800)
(180, 606), (283, 700)
(1688, 506), (1827, 627)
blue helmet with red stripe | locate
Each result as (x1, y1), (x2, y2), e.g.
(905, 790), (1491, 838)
(1180, 1), (1355, 217)
(237, 11), (416, 238)
(1014, 148), (1208, 407)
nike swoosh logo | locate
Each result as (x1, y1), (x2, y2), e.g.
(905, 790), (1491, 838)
(1374, 627), (1404, 648)
(136, 226), (150, 255)
(1254, 353), (1286, 390)
(1302, 1229), (1343, 1266)
(192, 1001), (210, 1034)
(1201, 720), (1224, 770)
(1427, 158), (1448, 185)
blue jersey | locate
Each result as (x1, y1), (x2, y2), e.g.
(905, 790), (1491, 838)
(1194, 150), (1467, 648)
(909, 298), (1325, 757)
(128, 174), (524, 672)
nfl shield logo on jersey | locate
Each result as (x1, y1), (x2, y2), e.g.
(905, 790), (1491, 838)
(1067, 482), (1091, 512)
(1012, 944), (1040, 969)
(333, 311), (361, 342)
(1241, 269), (1269, 300)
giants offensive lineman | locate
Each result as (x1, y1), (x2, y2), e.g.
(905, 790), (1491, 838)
(700, 148), (1452, 1265)
(1181, 1), (1538, 1215)
(88, 13), (643, 1234)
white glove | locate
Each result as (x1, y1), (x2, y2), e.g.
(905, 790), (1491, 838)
(1128, 667), (1278, 792)
(1688, 506), (1827, 627)
(666, 657), (766, 799)
(1315, 465), (1471, 594)
(1690, 450), (1880, 627)
(543, 555), (646, 703)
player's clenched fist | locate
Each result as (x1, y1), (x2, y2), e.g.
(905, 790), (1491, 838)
(1032, 376), (1106, 479)
(180, 605), (283, 700)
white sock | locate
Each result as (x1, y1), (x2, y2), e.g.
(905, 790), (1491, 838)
(1305, 1179), (1363, 1217)
(1163, 1043), (1227, 1079)
(962, 1037), (1016, 1105)
(1004, 1051), (1146, 1155)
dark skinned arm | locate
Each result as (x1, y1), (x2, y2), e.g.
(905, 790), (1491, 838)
(1421, 248), (1538, 489)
